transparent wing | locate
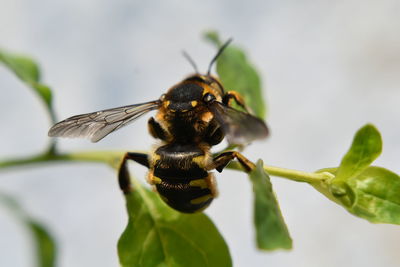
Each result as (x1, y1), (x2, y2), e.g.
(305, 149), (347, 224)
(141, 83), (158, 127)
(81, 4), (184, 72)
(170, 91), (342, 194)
(209, 101), (269, 144)
(48, 100), (161, 142)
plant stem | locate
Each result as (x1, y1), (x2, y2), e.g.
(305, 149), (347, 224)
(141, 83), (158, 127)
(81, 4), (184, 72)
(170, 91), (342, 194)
(227, 162), (334, 183)
(0, 150), (334, 184)
(0, 150), (125, 170)
(264, 165), (334, 183)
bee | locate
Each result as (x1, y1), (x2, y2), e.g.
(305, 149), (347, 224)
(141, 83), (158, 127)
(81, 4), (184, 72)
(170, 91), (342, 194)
(48, 40), (269, 213)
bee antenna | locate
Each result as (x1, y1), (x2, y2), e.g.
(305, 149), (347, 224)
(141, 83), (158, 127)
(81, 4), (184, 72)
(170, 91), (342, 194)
(182, 50), (199, 73)
(207, 38), (233, 75)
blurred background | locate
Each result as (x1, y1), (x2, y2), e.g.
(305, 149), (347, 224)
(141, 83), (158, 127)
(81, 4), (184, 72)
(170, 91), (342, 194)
(1, 0), (400, 266)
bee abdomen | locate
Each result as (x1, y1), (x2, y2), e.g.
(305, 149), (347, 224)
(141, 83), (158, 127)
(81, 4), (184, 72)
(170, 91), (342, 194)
(155, 177), (213, 213)
(154, 165), (207, 180)
(151, 164), (213, 213)
(150, 143), (214, 213)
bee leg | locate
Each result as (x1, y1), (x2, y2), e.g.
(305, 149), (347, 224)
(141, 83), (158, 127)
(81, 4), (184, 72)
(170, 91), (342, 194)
(223, 91), (252, 113)
(118, 152), (149, 194)
(212, 151), (256, 173)
(148, 117), (168, 141)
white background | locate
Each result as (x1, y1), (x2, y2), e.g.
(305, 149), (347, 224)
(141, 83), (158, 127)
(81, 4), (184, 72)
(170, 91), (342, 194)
(1, 1), (400, 266)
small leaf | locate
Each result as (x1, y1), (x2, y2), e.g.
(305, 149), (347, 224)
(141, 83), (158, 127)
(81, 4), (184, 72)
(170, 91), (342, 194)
(0, 193), (57, 267)
(0, 49), (53, 110)
(0, 51), (40, 82)
(249, 160), (292, 250)
(33, 84), (53, 108)
(118, 178), (232, 267)
(329, 124), (382, 207)
(335, 124), (382, 181)
(204, 31), (267, 119)
(312, 124), (400, 224)
(314, 167), (400, 224)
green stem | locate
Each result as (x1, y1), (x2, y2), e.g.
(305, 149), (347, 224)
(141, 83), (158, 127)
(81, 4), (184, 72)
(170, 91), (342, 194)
(227, 162), (334, 183)
(264, 165), (334, 183)
(1, 150), (334, 184)
(0, 150), (125, 170)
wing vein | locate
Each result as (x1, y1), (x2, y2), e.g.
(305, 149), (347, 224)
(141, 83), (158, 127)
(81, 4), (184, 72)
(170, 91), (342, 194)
(48, 100), (161, 142)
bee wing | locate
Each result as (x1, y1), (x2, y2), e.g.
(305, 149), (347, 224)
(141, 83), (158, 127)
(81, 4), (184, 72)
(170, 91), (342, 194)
(209, 101), (269, 144)
(48, 100), (161, 142)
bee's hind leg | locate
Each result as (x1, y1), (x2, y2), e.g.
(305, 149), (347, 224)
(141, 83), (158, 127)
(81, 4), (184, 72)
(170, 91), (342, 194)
(212, 151), (255, 173)
(118, 152), (149, 194)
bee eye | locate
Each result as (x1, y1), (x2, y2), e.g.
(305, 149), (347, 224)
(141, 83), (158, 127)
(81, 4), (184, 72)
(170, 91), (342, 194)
(203, 93), (216, 103)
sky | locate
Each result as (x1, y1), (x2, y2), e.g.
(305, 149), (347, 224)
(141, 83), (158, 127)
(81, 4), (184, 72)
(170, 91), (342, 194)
(1, 1), (400, 266)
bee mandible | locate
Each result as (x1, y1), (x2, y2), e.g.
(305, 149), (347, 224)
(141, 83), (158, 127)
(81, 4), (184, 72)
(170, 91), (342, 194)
(48, 40), (269, 213)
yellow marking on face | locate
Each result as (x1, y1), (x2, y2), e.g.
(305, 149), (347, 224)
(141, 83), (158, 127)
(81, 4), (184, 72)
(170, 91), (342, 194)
(163, 100), (176, 112)
(201, 111), (214, 123)
(189, 179), (208, 189)
(190, 194), (212, 205)
(191, 100), (198, 107)
(202, 86), (211, 96)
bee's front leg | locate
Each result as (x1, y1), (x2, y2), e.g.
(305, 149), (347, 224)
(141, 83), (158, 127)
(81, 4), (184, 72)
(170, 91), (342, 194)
(118, 152), (149, 194)
(212, 151), (255, 173)
(148, 117), (169, 141)
(223, 91), (252, 113)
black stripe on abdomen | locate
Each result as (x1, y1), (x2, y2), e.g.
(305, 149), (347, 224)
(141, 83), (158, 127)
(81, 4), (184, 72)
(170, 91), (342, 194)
(155, 181), (213, 213)
(154, 165), (207, 180)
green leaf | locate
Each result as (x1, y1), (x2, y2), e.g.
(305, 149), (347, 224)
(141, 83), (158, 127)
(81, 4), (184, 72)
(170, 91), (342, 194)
(249, 160), (292, 250)
(312, 124), (400, 224)
(314, 166), (400, 224)
(345, 166), (400, 224)
(0, 51), (40, 82)
(335, 124), (382, 181)
(29, 221), (57, 267)
(32, 83), (53, 109)
(204, 31), (267, 119)
(329, 124), (382, 207)
(0, 193), (57, 267)
(117, 178), (232, 267)
(0, 49), (53, 110)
